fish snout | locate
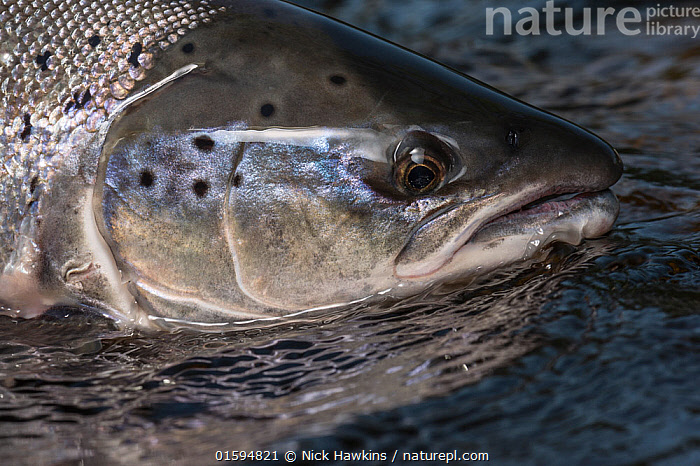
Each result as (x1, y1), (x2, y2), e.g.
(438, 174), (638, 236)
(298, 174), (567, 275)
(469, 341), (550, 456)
(572, 126), (623, 190)
(516, 116), (623, 194)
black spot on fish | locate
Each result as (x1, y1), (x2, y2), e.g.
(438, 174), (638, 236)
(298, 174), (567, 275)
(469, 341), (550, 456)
(30, 176), (39, 194)
(263, 8), (275, 18)
(260, 104), (275, 118)
(20, 114), (32, 141)
(80, 89), (91, 107)
(181, 42), (194, 54)
(192, 180), (209, 198)
(35, 51), (51, 71)
(88, 35), (101, 48)
(139, 170), (154, 188)
(193, 135), (215, 151)
(127, 42), (142, 68)
(65, 90), (90, 112)
(232, 174), (242, 188)
(330, 75), (347, 85)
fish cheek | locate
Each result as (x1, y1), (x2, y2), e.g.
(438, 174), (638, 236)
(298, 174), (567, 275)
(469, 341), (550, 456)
(225, 145), (401, 310)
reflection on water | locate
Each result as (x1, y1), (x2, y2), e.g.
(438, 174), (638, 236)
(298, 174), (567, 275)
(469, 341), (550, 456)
(0, 242), (614, 462)
(1, 1), (698, 464)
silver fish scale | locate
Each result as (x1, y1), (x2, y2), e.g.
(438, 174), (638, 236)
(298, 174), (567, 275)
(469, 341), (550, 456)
(0, 0), (225, 270)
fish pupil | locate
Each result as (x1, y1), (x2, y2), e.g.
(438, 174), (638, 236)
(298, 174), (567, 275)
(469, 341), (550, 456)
(407, 165), (435, 191)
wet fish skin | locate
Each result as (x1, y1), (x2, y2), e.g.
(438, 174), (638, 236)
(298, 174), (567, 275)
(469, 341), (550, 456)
(0, 1), (621, 327)
(0, 0), (233, 321)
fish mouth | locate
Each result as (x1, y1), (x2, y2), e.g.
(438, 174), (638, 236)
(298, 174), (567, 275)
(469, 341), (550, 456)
(394, 187), (620, 279)
(469, 188), (619, 241)
(478, 188), (613, 228)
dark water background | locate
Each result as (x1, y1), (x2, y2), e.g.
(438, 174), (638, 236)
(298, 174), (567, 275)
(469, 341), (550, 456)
(1, 1), (698, 464)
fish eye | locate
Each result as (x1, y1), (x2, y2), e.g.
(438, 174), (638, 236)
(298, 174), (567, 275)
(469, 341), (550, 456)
(393, 131), (453, 195)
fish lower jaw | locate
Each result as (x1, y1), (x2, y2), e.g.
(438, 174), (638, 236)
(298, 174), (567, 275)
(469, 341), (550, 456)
(397, 189), (619, 281)
(449, 189), (619, 275)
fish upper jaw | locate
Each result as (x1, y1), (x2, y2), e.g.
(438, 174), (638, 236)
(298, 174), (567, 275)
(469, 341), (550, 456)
(393, 182), (620, 280)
